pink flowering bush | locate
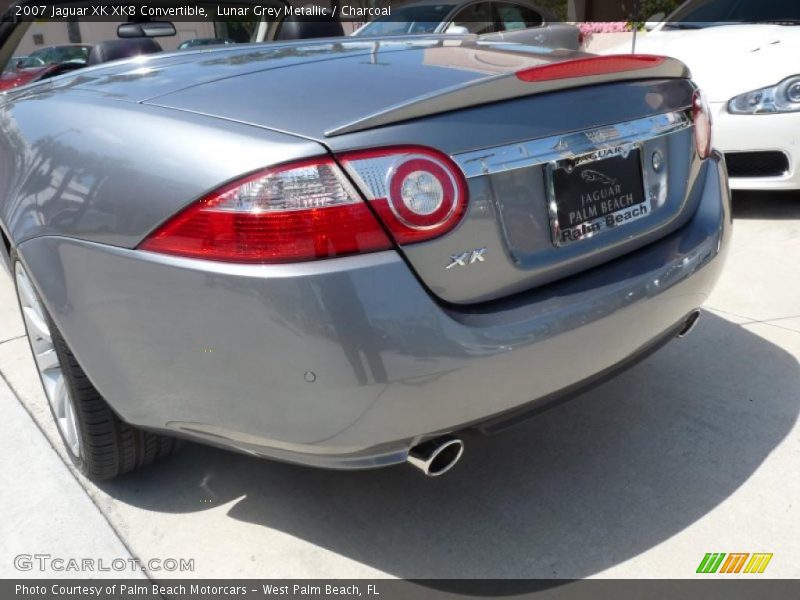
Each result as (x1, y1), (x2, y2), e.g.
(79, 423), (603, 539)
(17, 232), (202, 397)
(577, 21), (632, 45)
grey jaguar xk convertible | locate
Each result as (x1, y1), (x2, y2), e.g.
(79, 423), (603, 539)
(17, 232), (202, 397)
(0, 35), (730, 479)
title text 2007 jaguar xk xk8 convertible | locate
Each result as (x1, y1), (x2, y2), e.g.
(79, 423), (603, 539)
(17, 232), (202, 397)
(0, 36), (730, 479)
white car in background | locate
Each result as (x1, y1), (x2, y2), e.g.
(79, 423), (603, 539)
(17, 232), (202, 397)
(604, 0), (800, 191)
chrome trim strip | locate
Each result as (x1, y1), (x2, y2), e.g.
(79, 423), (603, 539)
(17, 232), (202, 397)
(453, 111), (692, 179)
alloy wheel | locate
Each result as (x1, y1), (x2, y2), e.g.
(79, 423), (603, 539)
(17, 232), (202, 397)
(14, 262), (81, 457)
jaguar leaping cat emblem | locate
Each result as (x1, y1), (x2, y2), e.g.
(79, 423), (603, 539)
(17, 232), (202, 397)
(580, 170), (617, 186)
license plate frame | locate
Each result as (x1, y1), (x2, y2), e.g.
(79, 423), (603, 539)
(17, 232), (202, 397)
(546, 143), (650, 248)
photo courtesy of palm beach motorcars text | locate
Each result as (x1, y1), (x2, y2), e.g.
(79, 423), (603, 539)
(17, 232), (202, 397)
(15, 583), (380, 598)
(1, 0), (799, 598)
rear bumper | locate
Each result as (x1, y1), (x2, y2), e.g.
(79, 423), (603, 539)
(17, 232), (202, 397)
(711, 102), (800, 191)
(18, 154), (731, 470)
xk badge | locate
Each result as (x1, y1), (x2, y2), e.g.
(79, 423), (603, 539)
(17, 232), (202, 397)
(447, 248), (487, 269)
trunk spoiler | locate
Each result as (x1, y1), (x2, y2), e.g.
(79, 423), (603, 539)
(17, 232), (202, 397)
(325, 54), (690, 137)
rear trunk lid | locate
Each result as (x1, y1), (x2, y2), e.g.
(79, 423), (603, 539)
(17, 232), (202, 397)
(137, 38), (688, 142)
(123, 38), (699, 305)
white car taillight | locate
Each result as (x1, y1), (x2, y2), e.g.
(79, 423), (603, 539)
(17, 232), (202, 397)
(692, 89), (713, 160)
(339, 146), (468, 245)
(139, 146), (469, 263)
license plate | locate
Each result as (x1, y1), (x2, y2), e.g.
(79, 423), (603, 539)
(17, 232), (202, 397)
(548, 148), (648, 247)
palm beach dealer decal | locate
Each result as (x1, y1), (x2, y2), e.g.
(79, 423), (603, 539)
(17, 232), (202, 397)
(556, 145), (649, 246)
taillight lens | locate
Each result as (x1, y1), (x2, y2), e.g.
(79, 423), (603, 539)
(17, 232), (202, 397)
(692, 89), (713, 160)
(139, 158), (391, 263)
(140, 147), (468, 263)
(339, 146), (468, 245)
(515, 55), (665, 83)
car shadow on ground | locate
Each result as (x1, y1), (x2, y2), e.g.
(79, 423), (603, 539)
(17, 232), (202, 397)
(99, 313), (799, 580)
(732, 190), (800, 220)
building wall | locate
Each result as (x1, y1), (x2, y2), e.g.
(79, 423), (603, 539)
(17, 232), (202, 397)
(567, 0), (586, 20)
(14, 22), (71, 56)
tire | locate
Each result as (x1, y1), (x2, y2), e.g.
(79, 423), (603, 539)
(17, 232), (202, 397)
(14, 259), (178, 480)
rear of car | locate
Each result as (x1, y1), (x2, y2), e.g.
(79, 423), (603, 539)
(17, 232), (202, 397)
(0, 38), (730, 475)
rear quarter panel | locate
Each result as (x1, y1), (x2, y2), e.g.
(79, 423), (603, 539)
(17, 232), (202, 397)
(0, 89), (324, 248)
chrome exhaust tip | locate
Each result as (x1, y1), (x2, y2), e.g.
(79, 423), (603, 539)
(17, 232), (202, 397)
(678, 310), (702, 338)
(407, 435), (464, 477)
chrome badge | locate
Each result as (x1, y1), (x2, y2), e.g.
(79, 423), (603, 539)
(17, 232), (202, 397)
(447, 248), (486, 269)
(584, 126), (621, 144)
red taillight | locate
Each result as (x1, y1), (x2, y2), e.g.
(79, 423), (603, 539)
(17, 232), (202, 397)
(139, 147), (469, 263)
(692, 89), (713, 160)
(515, 55), (665, 83)
(339, 146), (468, 245)
(139, 158), (392, 263)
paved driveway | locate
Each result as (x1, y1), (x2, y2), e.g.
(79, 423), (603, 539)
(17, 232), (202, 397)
(1, 193), (798, 580)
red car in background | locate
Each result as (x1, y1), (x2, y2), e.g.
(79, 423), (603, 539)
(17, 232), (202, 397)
(0, 44), (91, 91)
